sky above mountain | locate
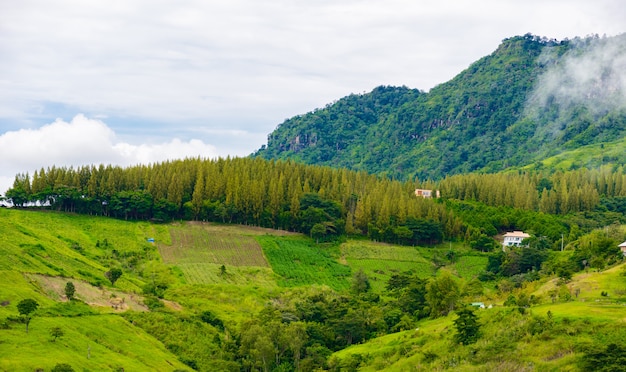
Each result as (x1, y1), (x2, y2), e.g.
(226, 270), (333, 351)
(0, 0), (624, 195)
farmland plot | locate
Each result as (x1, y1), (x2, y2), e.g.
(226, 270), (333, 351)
(158, 222), (277, 284)
(176, 263), (277, 286)
(453, 255), (488, 279)
(259, 236), (351, 290)
(159, 223), (270, 267)
(341, 240), (435, 292)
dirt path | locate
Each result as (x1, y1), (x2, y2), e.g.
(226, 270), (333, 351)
(27, 273), (152, 312)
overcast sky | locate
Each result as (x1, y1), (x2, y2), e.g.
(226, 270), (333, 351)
(1, 0), (625, 195)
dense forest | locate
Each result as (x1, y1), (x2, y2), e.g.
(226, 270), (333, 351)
(255, 34), (626, 180)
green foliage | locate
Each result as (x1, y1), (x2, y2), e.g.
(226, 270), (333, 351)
(426, 272), (460, 317)
(582, 343), (626, 372)
(49, 326), (64, 342)
(64, 282), (75, 300)
(470, 234), (498, 252)
(351, 268), (371, 294)
(17, 298), (38, 333)
(392, 275), (430, 320)
(123, 311), (230, 371)
(105, 268), (123, 286)
(259, 236), (351, 290)
(199, 310), (224, 330)
(17, 298), (38, 316)
(51, 363), (75, 372)
(453, 307), (480, 345)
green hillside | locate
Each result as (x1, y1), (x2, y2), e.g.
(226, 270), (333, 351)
(255, 34), (626, 180)
(1, 202), (625, 370)
(330, 263), (626, 371)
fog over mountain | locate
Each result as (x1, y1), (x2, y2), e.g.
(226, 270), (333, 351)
(528, 34), (626, 116)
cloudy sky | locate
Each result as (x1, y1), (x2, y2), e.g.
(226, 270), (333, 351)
(1, 0), (624, 195)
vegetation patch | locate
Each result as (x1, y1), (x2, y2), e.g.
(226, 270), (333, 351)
(0, 314), (189, 371)
(453, 255), (489, 279)
(159, 222), (270, 267)
(341, 240), (435, 292)
(175, 263), (276, 286)
(259, 236), (351, 290)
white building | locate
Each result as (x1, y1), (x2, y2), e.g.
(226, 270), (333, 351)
(414, 189), (440, 198)
(502, 231), (530, 250)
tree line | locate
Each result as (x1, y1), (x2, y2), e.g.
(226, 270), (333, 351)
(4, 157), (459, 245)
(5, 158), (626, 247)
(438, 166), (626, 214)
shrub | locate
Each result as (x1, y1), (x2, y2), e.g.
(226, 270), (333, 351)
(51, 363), (75, 372)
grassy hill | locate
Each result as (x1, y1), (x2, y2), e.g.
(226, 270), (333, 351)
(0, 208), (191, 371)
(1, 208), (626, 371)
(330, 263), (626, 371)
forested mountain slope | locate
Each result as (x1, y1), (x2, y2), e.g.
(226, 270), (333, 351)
(255, 33), (626, 180)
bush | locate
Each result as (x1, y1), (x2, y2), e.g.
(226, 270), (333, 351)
(200, 310), (224, 330)
(51, 363), (75, 372)
(143, 296), (164, 311)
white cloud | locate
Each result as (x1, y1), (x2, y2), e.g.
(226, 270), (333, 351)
(0, 115), (219, 195)
(528, 34), (626, 114)
(1, 1), (623, 128)
(0, 0), (624, 196)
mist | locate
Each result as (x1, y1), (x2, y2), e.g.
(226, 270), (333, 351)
(527, 33), (626, 116)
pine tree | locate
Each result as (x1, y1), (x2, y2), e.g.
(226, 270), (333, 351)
(454, 307), (480, 345)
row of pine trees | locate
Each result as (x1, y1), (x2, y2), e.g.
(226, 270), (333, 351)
(6, 158), (626, 244)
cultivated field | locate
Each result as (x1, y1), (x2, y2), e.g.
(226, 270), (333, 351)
(157, 222), (289, 284)
(259, 236), (351, 290)
(453, 255), (489, 279)
(340, 240), (435, 292)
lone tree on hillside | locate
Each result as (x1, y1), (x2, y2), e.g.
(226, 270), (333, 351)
(65, 282), (76, 300)
(50, 326), (64, 342)
(454, 307), (481, 345)
(105, 268), (123, 286)
(17, 298), (39, 333)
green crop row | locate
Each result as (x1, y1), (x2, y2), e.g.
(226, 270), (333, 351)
(258, 236), (351, 290)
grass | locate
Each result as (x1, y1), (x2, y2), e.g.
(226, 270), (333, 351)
(522, 137), (626, 172)
(259, 236), (352, 290)
(453, 255), (489, 279)
(3, 208), (626, 371)
(0, 314), (190, 371)
(0, 208), (161, 292)
(340, 240), (436, 292)
(0, 270), (56, 318)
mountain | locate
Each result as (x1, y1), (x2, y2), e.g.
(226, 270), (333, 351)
(254, 33), (626, 180)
